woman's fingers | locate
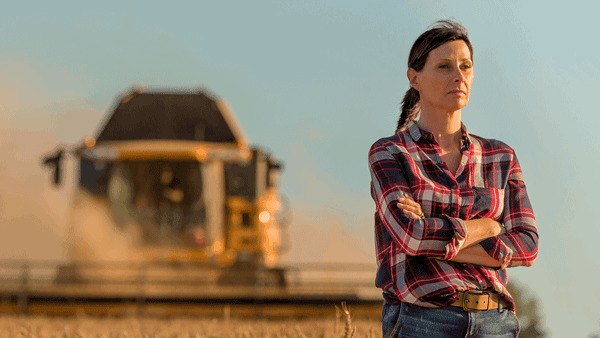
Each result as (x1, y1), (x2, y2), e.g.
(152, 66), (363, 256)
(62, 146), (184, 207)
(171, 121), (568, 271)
(397, 193), (424, 219)
(398, 206), (422, 219)
(398, 194), (421, 210)
(399, 208), (421, 219)
(398, 197), (419, 208)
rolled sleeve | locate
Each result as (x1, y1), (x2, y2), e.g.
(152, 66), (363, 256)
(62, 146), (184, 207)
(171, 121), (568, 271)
(480, 152), (538, 268)
(442, 216), (467, 260)
(480, 236), (513, 269)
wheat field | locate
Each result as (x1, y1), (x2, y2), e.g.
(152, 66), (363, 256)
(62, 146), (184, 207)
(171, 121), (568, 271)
(0, 305), (382, 338)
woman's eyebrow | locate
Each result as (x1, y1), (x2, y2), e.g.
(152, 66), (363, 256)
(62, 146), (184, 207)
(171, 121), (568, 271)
(435, 58), (472, 62)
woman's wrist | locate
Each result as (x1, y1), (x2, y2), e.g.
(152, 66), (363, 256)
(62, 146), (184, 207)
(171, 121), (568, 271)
(462, 218), (502, 247)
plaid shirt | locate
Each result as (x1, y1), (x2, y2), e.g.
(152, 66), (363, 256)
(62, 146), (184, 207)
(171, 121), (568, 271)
(369, 121), (538, 310)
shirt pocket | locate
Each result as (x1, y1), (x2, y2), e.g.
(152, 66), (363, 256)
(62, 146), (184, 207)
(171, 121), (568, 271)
(468, 187), (505, 221)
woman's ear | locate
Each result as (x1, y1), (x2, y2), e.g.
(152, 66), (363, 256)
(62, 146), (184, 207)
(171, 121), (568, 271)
(407, 68), (419, 91)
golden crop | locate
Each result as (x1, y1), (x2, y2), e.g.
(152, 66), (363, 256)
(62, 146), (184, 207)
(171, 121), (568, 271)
(0, 305), (381, 338)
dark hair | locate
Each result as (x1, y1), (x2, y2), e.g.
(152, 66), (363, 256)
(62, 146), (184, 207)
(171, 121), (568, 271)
(396, 20), (473, 132)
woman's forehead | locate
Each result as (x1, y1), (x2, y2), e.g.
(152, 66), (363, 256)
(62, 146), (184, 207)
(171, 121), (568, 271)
(428, 40), (472, 61)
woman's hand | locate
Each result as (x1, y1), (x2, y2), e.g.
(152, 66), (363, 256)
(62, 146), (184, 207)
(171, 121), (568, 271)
(397, 193), (425, 219)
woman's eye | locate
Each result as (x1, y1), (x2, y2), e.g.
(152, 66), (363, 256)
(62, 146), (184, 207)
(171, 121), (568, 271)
(461, 64), (472, 69)
(438, 64), (450, 69)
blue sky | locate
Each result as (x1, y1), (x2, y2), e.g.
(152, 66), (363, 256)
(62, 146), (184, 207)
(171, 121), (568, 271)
(2, 1), (599, 336)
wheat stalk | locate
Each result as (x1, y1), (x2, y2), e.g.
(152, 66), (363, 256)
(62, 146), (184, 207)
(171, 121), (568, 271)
(333, 305), (341, 337)
(340, 302), (355, 338)
(294, 325), (307, 338)
(279, 326), (288, 338)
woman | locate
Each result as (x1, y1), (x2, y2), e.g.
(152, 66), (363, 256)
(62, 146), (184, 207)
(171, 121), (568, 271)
(369, 20), (538, 337)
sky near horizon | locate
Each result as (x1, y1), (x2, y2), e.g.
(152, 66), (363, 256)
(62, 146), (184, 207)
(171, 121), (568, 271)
(2, 1), (600, 336)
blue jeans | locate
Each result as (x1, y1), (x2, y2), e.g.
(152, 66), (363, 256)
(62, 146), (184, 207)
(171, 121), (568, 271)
(382, 296), (520, 337)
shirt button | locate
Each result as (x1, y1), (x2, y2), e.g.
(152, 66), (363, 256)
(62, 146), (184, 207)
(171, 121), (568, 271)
(445, 208), (458, 217)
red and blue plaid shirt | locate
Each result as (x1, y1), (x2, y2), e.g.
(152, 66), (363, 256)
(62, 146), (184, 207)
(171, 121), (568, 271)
(369, 121), (538, 310)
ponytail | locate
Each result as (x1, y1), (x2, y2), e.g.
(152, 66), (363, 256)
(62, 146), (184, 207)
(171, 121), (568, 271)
(396, 87), (420, 133)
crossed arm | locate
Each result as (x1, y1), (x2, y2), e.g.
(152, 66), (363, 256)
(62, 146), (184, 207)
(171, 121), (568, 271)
(397, 194), (505, 267)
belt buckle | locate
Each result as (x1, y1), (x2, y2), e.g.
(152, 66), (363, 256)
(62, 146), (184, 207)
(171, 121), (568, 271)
(462, 290), (490, 312)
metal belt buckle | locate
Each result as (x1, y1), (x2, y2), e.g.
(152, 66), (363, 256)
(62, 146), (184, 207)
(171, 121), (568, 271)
(462, 290), (490, 312)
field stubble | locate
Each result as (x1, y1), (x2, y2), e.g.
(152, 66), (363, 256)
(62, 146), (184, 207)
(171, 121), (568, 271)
(0, 304), (382, 338)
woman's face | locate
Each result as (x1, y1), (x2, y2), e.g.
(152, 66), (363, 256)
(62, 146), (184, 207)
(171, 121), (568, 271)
(409, 40), (473, 113)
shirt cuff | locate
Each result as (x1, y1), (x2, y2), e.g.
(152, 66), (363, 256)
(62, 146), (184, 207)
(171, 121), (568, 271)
(442, 216), (467, 260)
(480, 236), (513, 269)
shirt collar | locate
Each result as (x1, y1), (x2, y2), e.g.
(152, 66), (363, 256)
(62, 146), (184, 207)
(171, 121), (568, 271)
(404, 120), (472, 147)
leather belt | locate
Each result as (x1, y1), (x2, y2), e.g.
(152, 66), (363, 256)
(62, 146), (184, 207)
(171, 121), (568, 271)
(450, 290), (509, 312)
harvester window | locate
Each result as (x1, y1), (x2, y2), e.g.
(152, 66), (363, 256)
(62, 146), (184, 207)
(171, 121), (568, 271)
(103, 160), (207, 247)
(225, 162), (256, 201)
(241, 212), (252, 227)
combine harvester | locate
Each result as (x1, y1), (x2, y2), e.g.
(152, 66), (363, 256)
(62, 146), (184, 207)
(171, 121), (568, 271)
(0, 87), (380, 317)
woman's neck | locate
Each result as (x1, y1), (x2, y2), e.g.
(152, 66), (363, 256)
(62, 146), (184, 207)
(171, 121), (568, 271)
(416, 108), (462, 151)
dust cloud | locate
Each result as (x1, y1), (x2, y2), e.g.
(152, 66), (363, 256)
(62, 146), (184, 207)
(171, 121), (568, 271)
(278, 139), (376, 266)
(281, 204), (373, 264)
(0, 51), (110, 263)
(0, 60), (97, 262)
(0, 96), (139, 263)
(0, 124), (72, 261)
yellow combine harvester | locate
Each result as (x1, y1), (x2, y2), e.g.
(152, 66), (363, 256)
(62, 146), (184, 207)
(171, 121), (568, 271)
(0, 86), (380, 317)
(43, 87), (290, 287)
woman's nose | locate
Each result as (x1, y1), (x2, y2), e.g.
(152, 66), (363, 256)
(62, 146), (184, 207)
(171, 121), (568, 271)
(453, 68), (465, 82)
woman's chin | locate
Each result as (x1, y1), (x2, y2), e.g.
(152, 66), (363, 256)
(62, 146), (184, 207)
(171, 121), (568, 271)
(442, 99), (469, 112)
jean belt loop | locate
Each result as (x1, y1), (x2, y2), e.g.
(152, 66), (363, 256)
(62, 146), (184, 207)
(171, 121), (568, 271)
(497, 296), (504, 313)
